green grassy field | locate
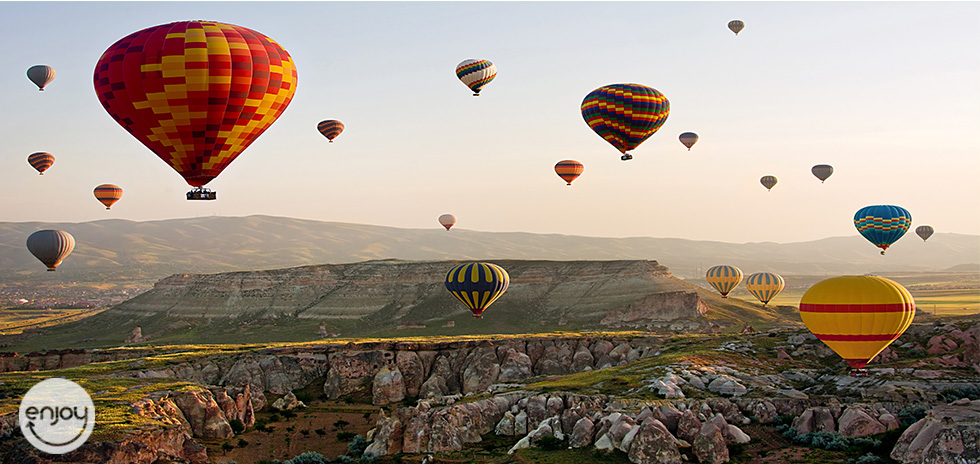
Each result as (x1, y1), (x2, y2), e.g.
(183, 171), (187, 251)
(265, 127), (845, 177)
(0, 308), (104, 335)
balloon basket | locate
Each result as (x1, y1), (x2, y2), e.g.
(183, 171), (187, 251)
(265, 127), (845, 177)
(186, 188), (217, 201)
(46, 268), (55, 272)
(621, 154), (633, 161)
(849, 368), (868, 377)
(472, 314), (483, 319)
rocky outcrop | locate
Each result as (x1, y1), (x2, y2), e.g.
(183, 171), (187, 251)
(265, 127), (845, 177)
(599, 291), (709, 329)
(837, 406), (886, 438)
(2, 426), (207, 464)
(891, 399), (980, 463)
(271, 391), (306, 410)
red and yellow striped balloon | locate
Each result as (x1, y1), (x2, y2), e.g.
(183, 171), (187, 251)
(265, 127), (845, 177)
(28, 152), (55, 175)
(554, 160), (584, 185)
(800, 275), (915, 369)
(317, 120), (344, 142)
(94, 184), (123, 210)
(94, 21), (298, 188)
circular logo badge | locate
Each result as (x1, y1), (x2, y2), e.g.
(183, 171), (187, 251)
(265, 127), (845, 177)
(18, 378), (95, 454)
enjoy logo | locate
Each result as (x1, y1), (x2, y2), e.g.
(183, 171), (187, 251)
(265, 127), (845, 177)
(18, 378), (95, 454)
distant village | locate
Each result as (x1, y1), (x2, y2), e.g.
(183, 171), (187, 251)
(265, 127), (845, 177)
(0, 286), (146, 310)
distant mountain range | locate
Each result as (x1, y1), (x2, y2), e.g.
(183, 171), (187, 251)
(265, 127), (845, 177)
(0, 215), (976, 284)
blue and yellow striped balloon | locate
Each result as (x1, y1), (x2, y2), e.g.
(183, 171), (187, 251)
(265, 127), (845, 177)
(706, 265), (743, 298)
(745, 272), (785, 306)
(854, 205), (911, 255)
(445, 262), (510, 318)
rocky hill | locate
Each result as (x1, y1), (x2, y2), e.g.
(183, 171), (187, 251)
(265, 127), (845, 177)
(1, 216), (976, 286)
(12, 259), (779, 350)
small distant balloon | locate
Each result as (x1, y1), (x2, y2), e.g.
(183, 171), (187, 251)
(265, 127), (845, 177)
(439, 214), (457, 231)
(706, 265), (743, 298)
(28, 152), (55, 175)
(27, 230), (75, 271)
(679, 132), (699, 151)
(456, 59), (496, 96)
(745, 272), (785, 306)
(94, 184), (123, 210)
(854, 205), (911, 255)
(317, 120), (345, 143)
(728, 20), (745, 36)
(915, 225), (934, 242)
(27, 65), (56, 91)
(445, 262), (510, 318)
(811, 164), (834, 183)
(554, 160), (584, 185)
(760, 175), (778, 191)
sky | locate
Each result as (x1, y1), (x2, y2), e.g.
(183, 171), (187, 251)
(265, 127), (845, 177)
(2, 1), (979, 244)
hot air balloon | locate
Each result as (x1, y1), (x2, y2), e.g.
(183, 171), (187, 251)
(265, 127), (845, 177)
(93, 21), (298, 200)
(915, 225), (934, 242)
(760, 175), (778, 191)
(27, 230), (75, 271)
(811, 164), (833, 183)
(439, 214), (457, 231)
(27, 65), (56, 91)
(745, 272), (785, 306)
(445, 262), (510, 318)
(679, 132), (699, 151)
(455, 59), (496, 96)
(854, 205), (911, 255)
(28, 152), (55, 175)
(555, 160), (584, 185)
(706, 265), (743, 298)
(800, 275), (915, 370)
(317, 120), (344, 143)
(94, 184), (123, 210)
(728, 20), (745, 36)
(582, 84), (670, 161)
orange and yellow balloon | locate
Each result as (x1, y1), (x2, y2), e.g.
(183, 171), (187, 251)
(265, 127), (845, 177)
(554, 160), (584, 185)
(93, 21), (298, 191)
(28, 152), (55, 175)
(94, 184), (123, 210)
(706, 265), (743, 298)
(800, 275), (915, 369)
(745, 272), (785, 306)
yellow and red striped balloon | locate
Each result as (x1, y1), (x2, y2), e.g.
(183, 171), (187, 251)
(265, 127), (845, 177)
(800, 275), (915, 369)
(554, 160), (584, 185)
(745, 272), (785, 306)
(28, 152), (55, 175)
(94, 184), (123, 210)
(706, 265), (743, 298)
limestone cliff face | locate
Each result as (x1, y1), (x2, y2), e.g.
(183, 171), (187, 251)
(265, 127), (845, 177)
(111, 259), (706, 328)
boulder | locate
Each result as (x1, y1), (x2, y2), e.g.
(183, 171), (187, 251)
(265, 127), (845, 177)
(498, 348), (533, 382)
(372, 366), (406, 406)
(792, 407), (835, 434)
(569, 416), (595, 448)
(693, 421), (730, 464)
(572, 346), (595, 372)
(677, 409), (702, 443)
(656, 404), (682, 434)
(461, 346), (501, 394)
(837, 406), (886, 438)
(396, 351), (426, 397)
(890, 400), (980, 463)
(495, 411), (516, 436)
(628, 418), (683, 464)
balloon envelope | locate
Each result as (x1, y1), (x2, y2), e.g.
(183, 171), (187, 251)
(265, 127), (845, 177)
(800, 275), (915, 369)
(915, 225), (934, 242)
(555, 160), (584, 185)
(745, 272), (785, 305)
(317, 120), (344, 142)
(706, 265), (743, 298)
(854, 205), (911, 254)
(760, 175), (778, 191)
(581, 83), (669, 157)
(93, 21), (298, 188)
(679, 132), (699, 150)
(28, 152), (55, 175)
(94, 184), (123, 210)
(445, 262), (510, 317)
(438, 214), (457, 231)
(728, 20), (745, 35)
(27, 65), (56, 91)
(455, 59), (496, 96)
(811, 164), (833, 183)
(27, 230), (75, 271)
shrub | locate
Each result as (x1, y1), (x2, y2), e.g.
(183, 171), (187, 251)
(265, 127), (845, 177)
(347, 434), (369, 457)
(283, 451), (328, 464)
(334, 419), (350, 430)
(282, 409), (297, 419)
(229, 419), (245, 434)
(906, 348), (927, 358)
(534, 436), (565, 451)
(898, 404), (929, 426)
(300, 429), (310, 437)
(942, 385), (980, 401)
(269, 413), (281, 422)
(337, 431), (357, 442)
(315, 428), (326, 436)
(237, 438), (249, 448)
(221, 442), (235, 452)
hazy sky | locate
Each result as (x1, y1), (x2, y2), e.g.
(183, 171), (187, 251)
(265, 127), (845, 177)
(3, 1), (978, 243)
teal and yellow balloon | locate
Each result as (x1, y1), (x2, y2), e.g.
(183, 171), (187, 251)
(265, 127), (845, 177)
(854, 205), (911, 255)
(706, 265), (743, 298)
(445, 262), (510, 318)
(581, 83), (669, 161)
(745, 272), (785, 306)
